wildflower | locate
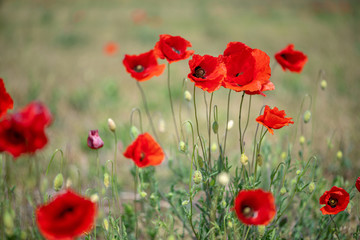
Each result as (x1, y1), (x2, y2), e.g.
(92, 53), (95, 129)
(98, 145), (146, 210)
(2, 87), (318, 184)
(104, 42), (118, 56)
(240, 153), (249, 166)
(187, 54), (226, 93)
(53, 173), (64, 192)
(123, 132), (165, 168)
(217, 172), (230, 186)
(222, 42), (274, 96)
(303, 110), (311, 123)
(0, 102), (52, 158)
(319, 186), (349, 215)
(320, 80), (327, 90)
(355, 177), (360, 192)
(87, 130), (104, 149)
(193, 170), (202, 184)
(275, 44), (308, 73)
(154, 34), (194, 63)
(0, 78), (13, 118)
(123, 50), (165, 81)
(107, 118), (116, 132)
(184, 90), (192, 101)
(256, 105), (294, 135)
(36, 189), (97, 240)
(336, 150), (343, 160)
(233, 189), (276, 225)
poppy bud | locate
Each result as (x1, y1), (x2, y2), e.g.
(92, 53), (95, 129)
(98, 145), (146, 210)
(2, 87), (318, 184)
(140, 191), (147, 198)
(130, 126), (139, 139)
(303, 110), (311, 123)
(20, 231), (27, 240)
(193, 170), (203, 184)
(184, 90), (192, 101)
(217, 172), (230, 186)
(103, 219), (109, 231)
(211, 143), (217, 152)
(179, 141), (186, 153)
(197, 155), (204, 168)
(320, 80), (327, 90)
(309, 182), (315, 193)
(227, 221), (233, 228)
(258, 225), (266, 237)
(104, 173), (110, 188)
(227, 120), (234, 130)
(158, 118), (166, 133)
(90, 194), (99, 203)
(240, 153), (248, 166)
(221, 200), (226, 208)
(296, 170), (301, 175)
(3, 211), (14, 234)
(336, 150), (343, 160)
(182, 200), (189, 205)
(53, 173), (64, 192)
(291, 179), (297, 185)
(257, 154), (263, 167)
(299, 136), (305, 145)
(87, 130), (104, 149)
(66, 178), (72, 188)
(280, 187), (287, 195)
(212, 121), (219, 134)
(281, 152), (287, 160)
(167, 235), (176, 240)
(107, 118), (116, 132)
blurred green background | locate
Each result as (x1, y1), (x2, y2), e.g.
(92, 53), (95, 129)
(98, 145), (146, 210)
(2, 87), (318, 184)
(1, 0), (360, 181)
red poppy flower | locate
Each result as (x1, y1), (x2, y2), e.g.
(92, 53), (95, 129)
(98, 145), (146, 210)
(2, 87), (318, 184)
(256, 105), (294, 135)
(0, 102), (52, 158)
(104, 42), (118, 56)
(319, 186), (349, 215)
(0, 78), (14, 118)
(123, 132), (164, 168)
(222, 42), (273, 96)
(36, 189), (97, 240)
(355, 177), (360, 192)
(123, 50), (165, 82)
(87, 130), (104, 149)
(187, 54), (226, 93)
(154, 34), (194, 63)
(275, 44), (307, 73)
(233, 189), (276, 225)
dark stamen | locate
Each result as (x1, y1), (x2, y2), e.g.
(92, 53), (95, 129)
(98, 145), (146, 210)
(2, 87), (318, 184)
(134, 65), (144, 73)
(281, 54), (287, 60)
(328, 198), (338, 208)
(140, 152), (145, 162)
(235, 72), (243, 77)
(194, 66), (206, 78)
(242, 205), (254, 218)
(172, 47), (180, 54)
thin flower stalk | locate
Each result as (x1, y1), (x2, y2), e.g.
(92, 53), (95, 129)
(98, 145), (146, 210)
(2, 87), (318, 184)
(167, 63), (180, 143)
(222, 89), (232, 159)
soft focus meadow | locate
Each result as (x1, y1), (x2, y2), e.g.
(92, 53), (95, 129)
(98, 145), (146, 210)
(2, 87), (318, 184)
(1, 0), (360, 239)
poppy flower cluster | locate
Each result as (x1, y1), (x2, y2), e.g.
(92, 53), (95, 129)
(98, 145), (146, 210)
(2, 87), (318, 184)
(275, 44), (307, 73)
(188, 42), (274, 95)
(36, 189), (97, 240)
(256, 105), (294, 134)
(0, 78), (13, 118)
(123, 34), (194, 81)
(319, 186), (349, 215)
(0, 102), (52, 158)
(233, 189), (276, 225)
(123, 132), (164, 168)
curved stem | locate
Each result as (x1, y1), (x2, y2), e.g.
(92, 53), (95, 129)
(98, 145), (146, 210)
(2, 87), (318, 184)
(46, 149), (64, 175)
(254, 129), (268, 181)
(130, 108), (143, 133)
(238, 92), (245, 154)
(167, 63), (180, 142)
(223, 89), (232, 159)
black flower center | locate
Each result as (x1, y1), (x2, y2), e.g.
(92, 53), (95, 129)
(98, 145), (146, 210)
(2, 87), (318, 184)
(140, 152), (145, 162)
(172, 47), (180, 54)
(235, 72), (243, 77)
(194, 66), (206, 78)
(242, 205), (254, 218)
(134, 65), (144, 73)
(328, 197), (338, 208)
(280, 54), (288, 60)
(57, 206), (74, 219)
(6, 129), (26, 145)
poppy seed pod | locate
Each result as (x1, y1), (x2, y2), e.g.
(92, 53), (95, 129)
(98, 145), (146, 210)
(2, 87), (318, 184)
(193, 170), (203, 184)
(212, 121), (219, 134)
(184, 90), (192, 101)
(53, 173), (64, 192)
(303, 110), (311, 123)
(320, 80), (327, 90)
(107, 118), (116, 132)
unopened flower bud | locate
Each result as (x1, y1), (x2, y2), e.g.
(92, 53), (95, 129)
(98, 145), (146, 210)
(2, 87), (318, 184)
(221, 200), (226, 208)
(336, 150), (343, 160)
(308, 182), (315, 193)
(281, 152), (287, 160)
(280, 187), (287, 195)
(182, 200), (189, 206)
(227, 221), (233, 228)
(197, 155), (204, 168)
(107, 118), (116, 132)
(3, 211), (14, 230)
(240, 153), (248, 166)
(258, 225), (266, 237)
(20, 231), (27, 240)
(87, 130), (104, 149)
(140, 191), (147, 198)
(320, 80), (327, 90)
(167, 235), (176, 240)
(291, 179), (297, 185)
(158, 119), (166, 133)
(299, 136), (305, 145)
(179, 141), (186, 153)
(296, 170), (301, 175)
(150, 193), (156, 200)
(104, 173), (110, 188)
(303, 110), (311, 123)
(130, 126), (139, 139)
(257, 154), (263, 167)
(227, 120), (234, 130)
(90, 194), (99, 203)
(193, 170), (203, 184)
(212, 121), (219, 134)
(103, 219), (109, 231)
(66, 178), (72, 188)
(217, 172), (230, 186)
(53, 173), (64, 192)
(211, 143), (217, 152)
(347, 202), (352, 214)
(184, 90), (192, 101)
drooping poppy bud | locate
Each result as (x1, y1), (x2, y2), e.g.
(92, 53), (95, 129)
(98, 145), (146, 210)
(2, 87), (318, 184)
(87, 130), (104, 149)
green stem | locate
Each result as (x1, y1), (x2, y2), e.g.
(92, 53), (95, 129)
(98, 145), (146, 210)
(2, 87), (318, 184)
(223, 89), (232, 159)
(96, 150), (100, 178)
(208, 92), (214, 166)
(193, 85), (206, 161)
(330, 215), (341, 240)
(134, 166), (139, 240)
(167, 63), (180, 143)
(46, 149), (64, 175)
(242, 95), (252, 147)
(238, 92), (245, 154)
(243, 226), (251, 240)
(254, 130), (267, 182)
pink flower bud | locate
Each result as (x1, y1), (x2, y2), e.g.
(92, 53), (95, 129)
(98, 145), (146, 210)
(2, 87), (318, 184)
(87, 130), (104, 149)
